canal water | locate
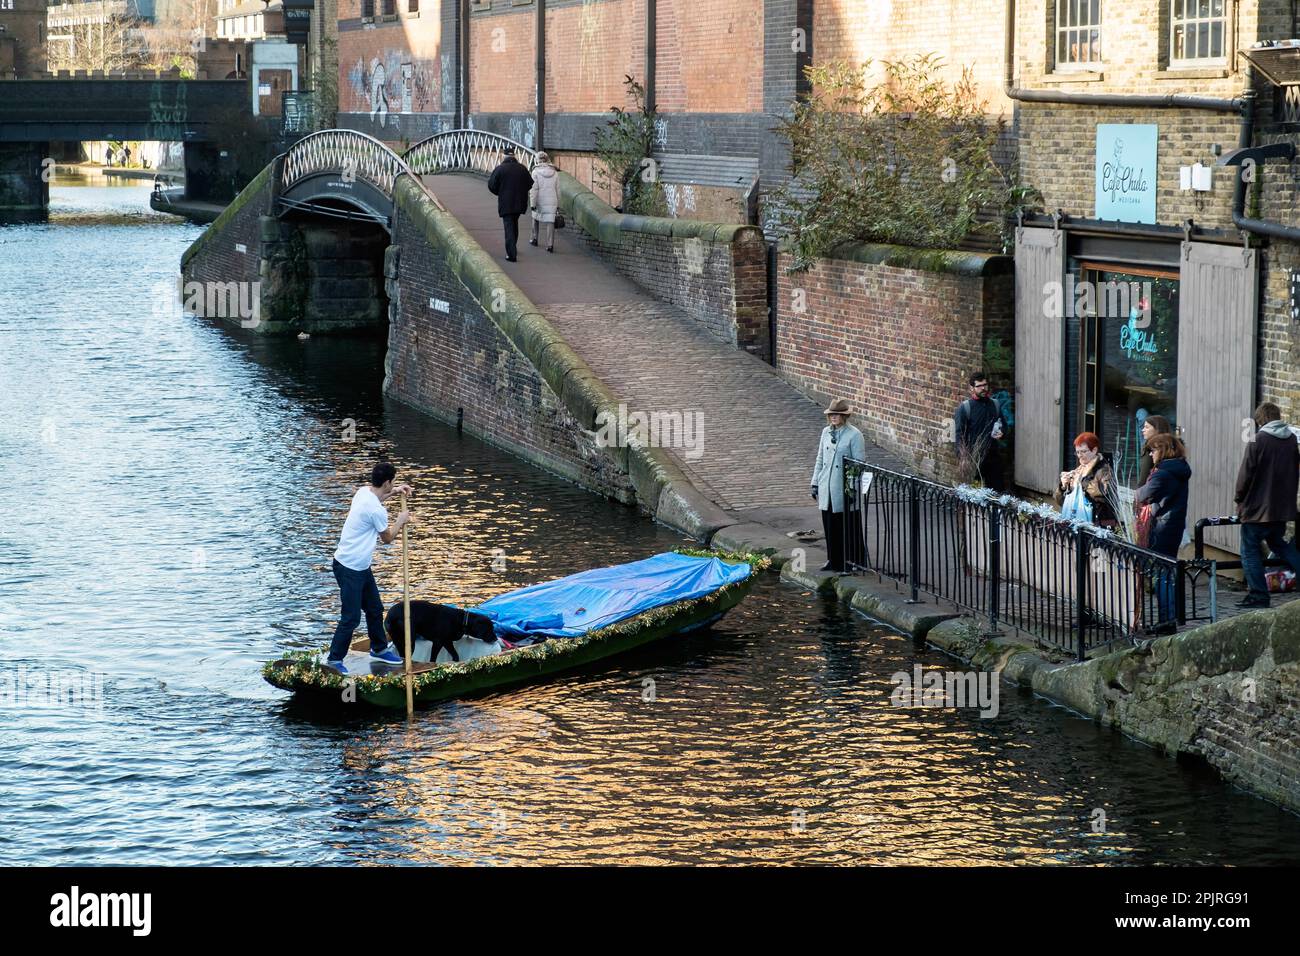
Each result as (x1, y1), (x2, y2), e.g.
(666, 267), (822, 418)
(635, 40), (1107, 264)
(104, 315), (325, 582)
(3, 177), (1300, 866)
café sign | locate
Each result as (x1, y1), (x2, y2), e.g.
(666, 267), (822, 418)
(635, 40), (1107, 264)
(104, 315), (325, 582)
(1095, 124), (1157, 224)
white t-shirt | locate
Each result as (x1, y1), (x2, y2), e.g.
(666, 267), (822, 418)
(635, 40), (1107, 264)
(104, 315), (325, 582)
(333, 486), (390, 571)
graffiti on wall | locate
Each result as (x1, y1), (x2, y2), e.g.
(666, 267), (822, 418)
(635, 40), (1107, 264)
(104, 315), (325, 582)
(507, 116), (537, 149)
(662, 183), (697, 216)
(348, 52), (440, 129)
(441, 53), (456, 113)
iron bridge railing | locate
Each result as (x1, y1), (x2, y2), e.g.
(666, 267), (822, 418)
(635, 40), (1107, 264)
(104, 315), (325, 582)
(403, 128), (539, 177)
(843, 459), (1218, 660)
(280, 128), (413, 200)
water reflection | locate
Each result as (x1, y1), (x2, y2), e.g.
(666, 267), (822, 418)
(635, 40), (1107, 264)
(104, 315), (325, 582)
(2, 182), (1300, 865)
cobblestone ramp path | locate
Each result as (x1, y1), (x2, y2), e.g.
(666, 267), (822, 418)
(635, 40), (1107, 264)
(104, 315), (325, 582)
(424, 173), (905, 513)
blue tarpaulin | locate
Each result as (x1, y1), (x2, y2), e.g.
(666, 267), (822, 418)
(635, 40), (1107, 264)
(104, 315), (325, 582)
(475, 552), (752, 639)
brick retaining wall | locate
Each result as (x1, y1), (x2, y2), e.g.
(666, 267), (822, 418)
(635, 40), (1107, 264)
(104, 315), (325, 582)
(773, 244), (1015, 482)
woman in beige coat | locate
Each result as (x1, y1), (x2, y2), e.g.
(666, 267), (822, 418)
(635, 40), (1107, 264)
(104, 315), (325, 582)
(529, 152), (560, 253)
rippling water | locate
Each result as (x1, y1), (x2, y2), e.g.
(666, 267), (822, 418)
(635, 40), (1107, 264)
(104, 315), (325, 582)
(2, 180), (1299, 865)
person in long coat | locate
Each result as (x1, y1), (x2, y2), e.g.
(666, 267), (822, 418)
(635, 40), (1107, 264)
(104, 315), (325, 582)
(486, 146), (534, 262)
(529, 151), (560, 253)
(810, 398), (866, 572)
(1133, 432), (1191, 628)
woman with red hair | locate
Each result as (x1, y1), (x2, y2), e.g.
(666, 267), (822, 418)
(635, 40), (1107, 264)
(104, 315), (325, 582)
(1053, 432), (1118, 528)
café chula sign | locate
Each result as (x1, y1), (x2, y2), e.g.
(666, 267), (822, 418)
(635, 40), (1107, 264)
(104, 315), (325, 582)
(1095, 124), (1157, 225)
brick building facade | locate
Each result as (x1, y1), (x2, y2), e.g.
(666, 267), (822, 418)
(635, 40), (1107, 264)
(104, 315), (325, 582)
(1006, 0), (1300, 556)
(0, 0), (48, 77)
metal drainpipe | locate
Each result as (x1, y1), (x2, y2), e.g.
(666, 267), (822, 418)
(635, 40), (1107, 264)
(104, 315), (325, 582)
(459, 0), (470, 129)
(645, 0), (656, 113)
(536, 0), (545, 150)
(1229, 70), (1300, 240)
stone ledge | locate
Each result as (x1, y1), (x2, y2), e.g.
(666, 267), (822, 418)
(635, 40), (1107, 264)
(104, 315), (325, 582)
(709, 522), (820, 568)
(555, 171), (761, 246)
(779, 240), (1013, 277)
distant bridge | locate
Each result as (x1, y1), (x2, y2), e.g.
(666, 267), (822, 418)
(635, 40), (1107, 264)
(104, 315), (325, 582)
(276, 128), (538, 227)
(0, 78), (249, 142)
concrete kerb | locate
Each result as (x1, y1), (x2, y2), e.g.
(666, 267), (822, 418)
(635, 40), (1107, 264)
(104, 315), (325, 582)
(709, 522), (821, 569)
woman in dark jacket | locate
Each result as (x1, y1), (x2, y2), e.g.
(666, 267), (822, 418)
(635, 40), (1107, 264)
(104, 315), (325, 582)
(1137, 414), (1173, 487)
(1054, 432), (1118, 528)
(1134, 433), (1191, 630)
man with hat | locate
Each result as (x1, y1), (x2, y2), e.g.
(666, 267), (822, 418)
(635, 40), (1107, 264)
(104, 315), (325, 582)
(487, 145), (535, 262)
(811, 399), (866, 572)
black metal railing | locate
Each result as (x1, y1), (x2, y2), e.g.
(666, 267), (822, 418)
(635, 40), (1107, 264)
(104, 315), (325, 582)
(844, 459), (1217, 660)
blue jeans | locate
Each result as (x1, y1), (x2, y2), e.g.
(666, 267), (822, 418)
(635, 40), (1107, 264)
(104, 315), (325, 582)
(330, 559), (387, 661)
(1155, 574), (1176, 625)
(1240, 521), (1300, 599)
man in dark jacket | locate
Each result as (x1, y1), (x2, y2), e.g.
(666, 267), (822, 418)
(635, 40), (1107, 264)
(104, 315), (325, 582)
(1234, 401), (1300, 607)
(486, 146), (534, 262)
(954, 371), (1005, 492)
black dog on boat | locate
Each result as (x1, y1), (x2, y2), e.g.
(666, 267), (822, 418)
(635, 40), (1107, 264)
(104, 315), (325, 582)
(384, 600), (497, 663)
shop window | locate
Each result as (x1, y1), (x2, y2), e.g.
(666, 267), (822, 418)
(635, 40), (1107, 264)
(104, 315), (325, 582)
(1056, 0), (1103, 68)
(1170, 0), (1227, 64)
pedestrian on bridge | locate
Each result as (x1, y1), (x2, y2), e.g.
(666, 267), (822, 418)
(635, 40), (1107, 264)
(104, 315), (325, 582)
(487, 145), (534, 263)
(529, 151), (560, 253)
(811, 398), (866, 573)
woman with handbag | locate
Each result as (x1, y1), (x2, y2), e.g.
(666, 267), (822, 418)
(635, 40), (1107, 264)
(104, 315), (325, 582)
(1054, 432), (1118, 528)
(529, 151), (561, 253)
(1133, 433), (1191, 630)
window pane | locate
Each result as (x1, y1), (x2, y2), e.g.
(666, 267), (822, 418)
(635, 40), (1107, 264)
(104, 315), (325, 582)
(1174, 0), (1184, 19)
(1199, 0), (1210, 18)
(1211, 21), (1223, 57)
(1212, 0), (1224, 15)
(1173, 24), (1185, 59)
(1198, 22), (1209, 58)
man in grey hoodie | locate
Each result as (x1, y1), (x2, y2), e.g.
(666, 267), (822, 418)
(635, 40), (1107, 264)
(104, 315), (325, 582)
(1234, 402), (1300, 607)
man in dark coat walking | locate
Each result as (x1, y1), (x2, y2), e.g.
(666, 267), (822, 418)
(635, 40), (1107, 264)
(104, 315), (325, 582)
(486, 146), (534, 262)
(1234, 401), (1300, 608)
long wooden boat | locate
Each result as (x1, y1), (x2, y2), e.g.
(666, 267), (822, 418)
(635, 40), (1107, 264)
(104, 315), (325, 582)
(263, 549), (767, 709)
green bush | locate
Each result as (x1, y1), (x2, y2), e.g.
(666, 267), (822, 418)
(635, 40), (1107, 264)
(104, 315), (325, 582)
(594, 75), (666, 217)
(770, 55), (1037, 270)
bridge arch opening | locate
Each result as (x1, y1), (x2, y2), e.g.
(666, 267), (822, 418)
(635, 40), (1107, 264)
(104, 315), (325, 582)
(274, 204), (391, 336)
